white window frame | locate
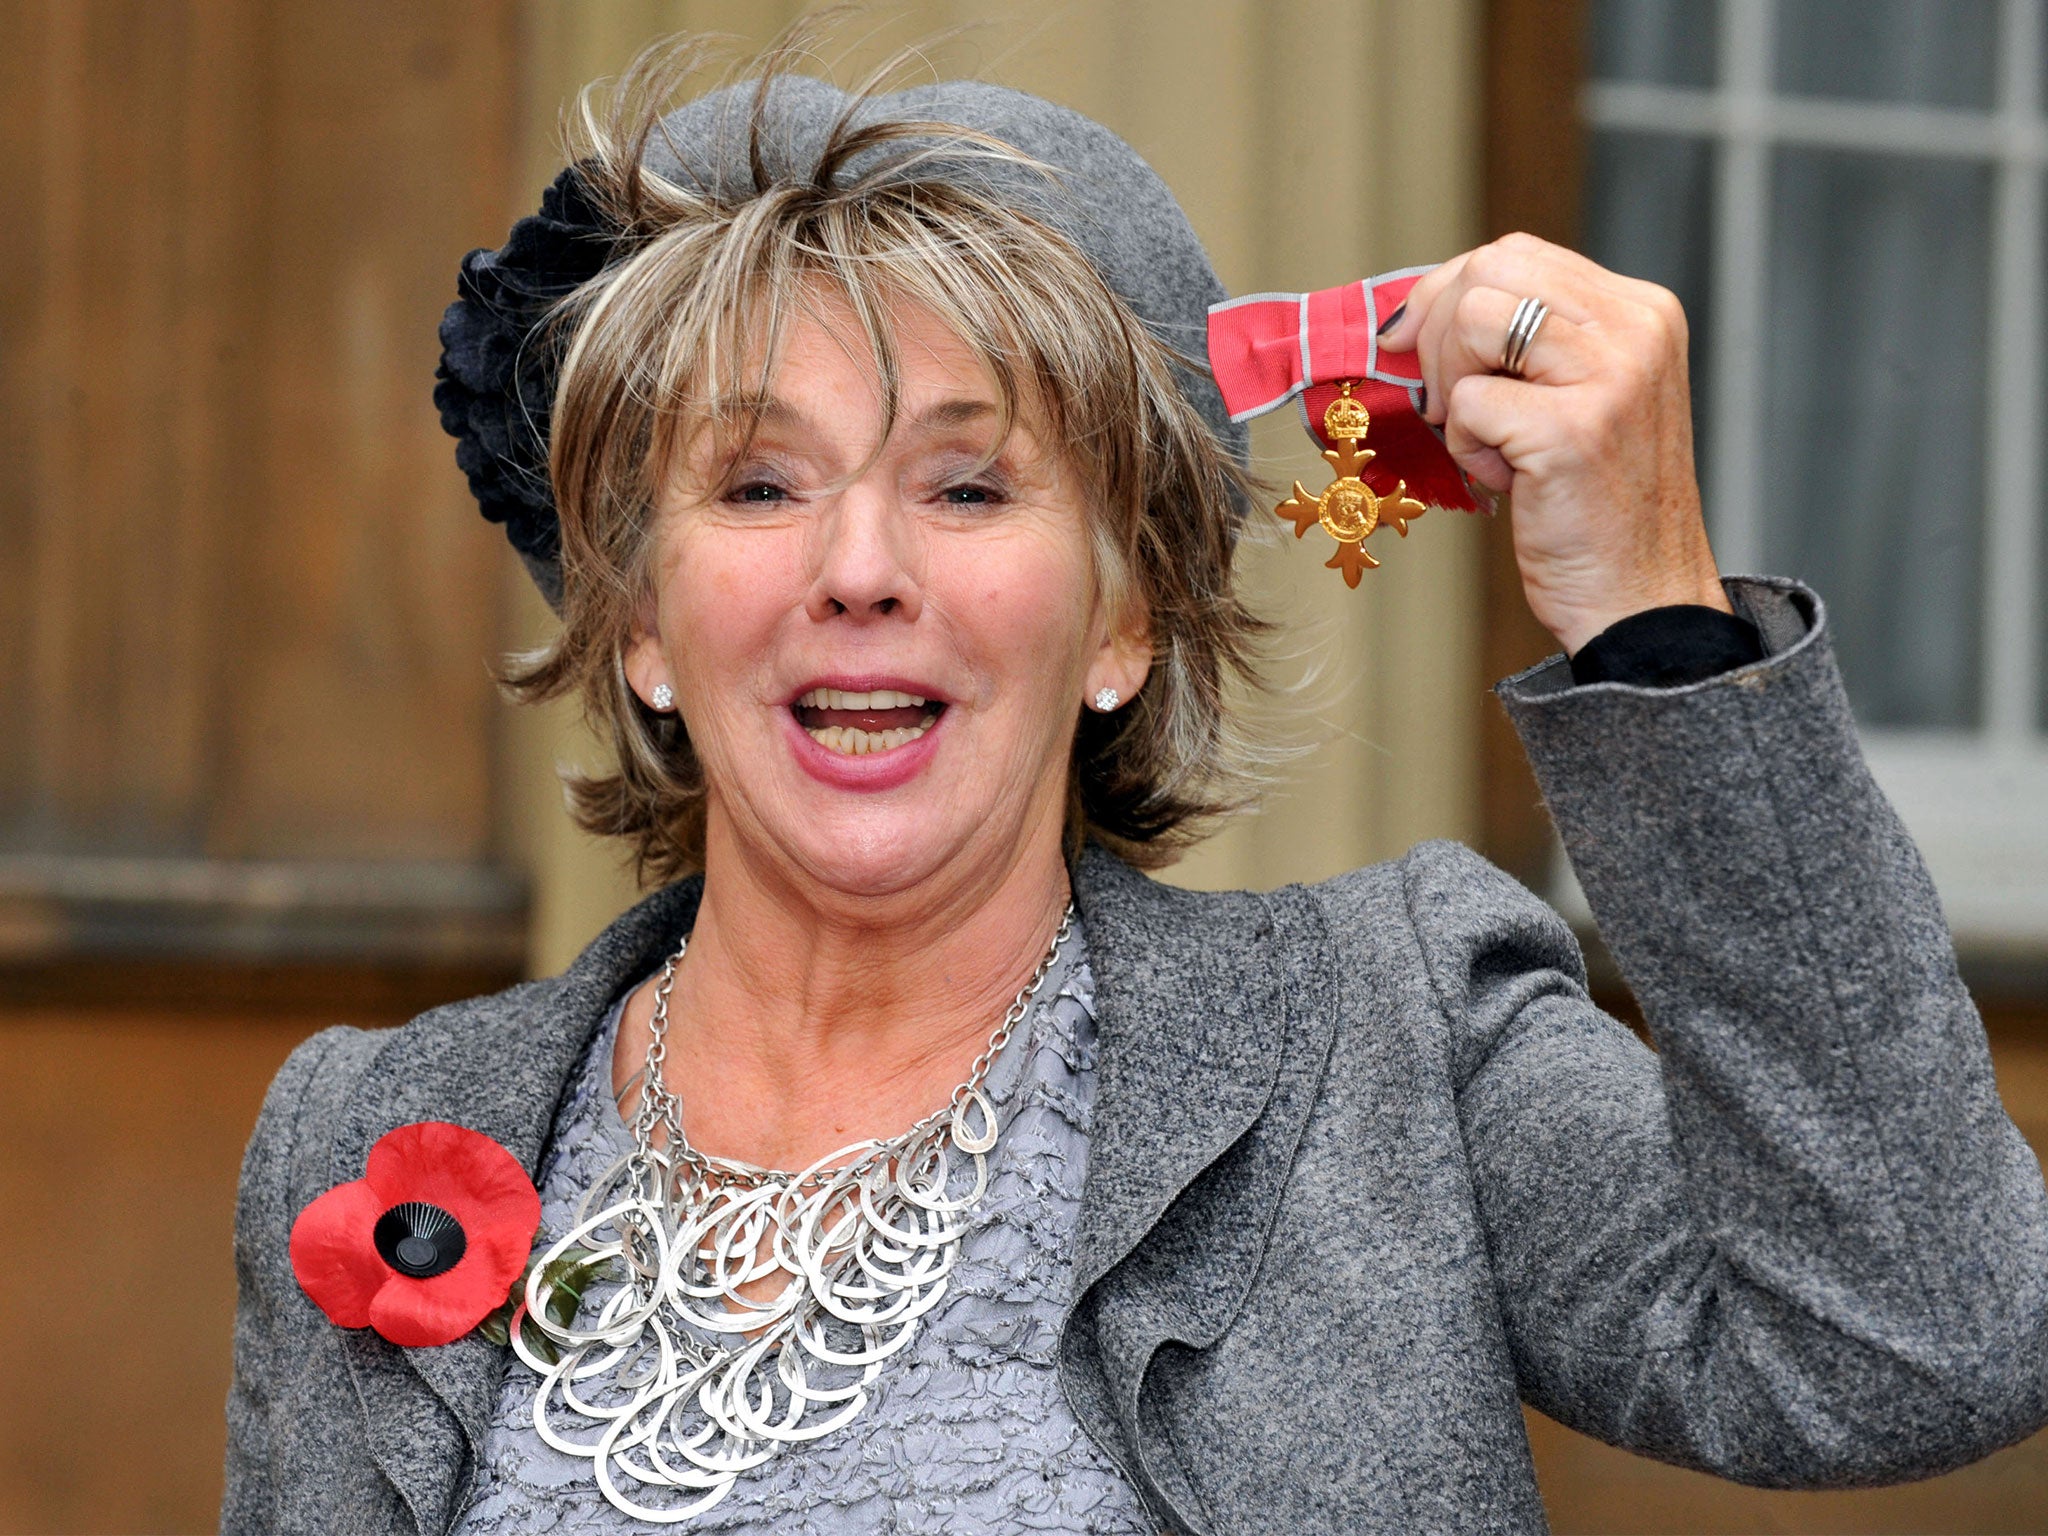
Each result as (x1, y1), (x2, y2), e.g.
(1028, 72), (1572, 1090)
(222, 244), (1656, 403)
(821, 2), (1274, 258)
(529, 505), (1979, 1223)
(1580, 0), (2048, 942)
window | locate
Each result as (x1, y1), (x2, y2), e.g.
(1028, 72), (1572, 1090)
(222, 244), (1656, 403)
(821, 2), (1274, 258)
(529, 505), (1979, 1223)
(1583, 0), (2048, 940)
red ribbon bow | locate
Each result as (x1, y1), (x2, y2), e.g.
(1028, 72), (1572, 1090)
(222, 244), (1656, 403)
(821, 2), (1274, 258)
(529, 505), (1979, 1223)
(1206, 267), (1478, 513)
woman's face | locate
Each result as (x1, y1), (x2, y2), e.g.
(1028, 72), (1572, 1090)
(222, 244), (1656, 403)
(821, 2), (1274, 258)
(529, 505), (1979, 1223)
(625, 291), (1150, 902)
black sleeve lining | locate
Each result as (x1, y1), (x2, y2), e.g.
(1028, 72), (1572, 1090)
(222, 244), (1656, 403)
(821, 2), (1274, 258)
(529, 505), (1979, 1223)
(1569, 604), (1765, 689)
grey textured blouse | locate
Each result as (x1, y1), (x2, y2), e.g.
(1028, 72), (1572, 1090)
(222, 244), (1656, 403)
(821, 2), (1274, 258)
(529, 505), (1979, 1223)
(451, 925), (1156, 1534)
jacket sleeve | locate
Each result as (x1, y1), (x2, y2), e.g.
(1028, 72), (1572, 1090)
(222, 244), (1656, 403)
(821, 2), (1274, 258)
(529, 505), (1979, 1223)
(1416, 576), (2048, 1487)
(221, 1024), (376, 1534)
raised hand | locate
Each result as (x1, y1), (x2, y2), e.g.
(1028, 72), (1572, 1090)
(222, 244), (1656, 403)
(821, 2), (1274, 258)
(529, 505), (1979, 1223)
(1379, 233), (1729, 654)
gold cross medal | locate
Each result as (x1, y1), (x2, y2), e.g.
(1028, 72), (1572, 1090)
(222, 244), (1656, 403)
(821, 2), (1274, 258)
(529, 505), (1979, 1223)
(1273, 381), (1427, 588)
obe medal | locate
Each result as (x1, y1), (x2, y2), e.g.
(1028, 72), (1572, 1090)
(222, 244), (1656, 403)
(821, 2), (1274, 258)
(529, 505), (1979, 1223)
(1273, 381), (1427, 588)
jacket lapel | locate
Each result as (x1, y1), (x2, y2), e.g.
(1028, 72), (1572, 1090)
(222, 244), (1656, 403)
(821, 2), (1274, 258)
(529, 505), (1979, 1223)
(331, 877), (704, 1532)
(1067, 847), (1338, 1530)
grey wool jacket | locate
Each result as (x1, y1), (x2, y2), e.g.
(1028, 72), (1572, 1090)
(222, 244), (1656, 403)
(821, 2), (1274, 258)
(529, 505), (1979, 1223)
(222, 578), (2048, 1535)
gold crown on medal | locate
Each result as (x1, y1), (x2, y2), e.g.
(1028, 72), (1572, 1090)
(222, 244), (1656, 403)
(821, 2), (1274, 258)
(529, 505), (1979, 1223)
(1323, 391), (1371, 442)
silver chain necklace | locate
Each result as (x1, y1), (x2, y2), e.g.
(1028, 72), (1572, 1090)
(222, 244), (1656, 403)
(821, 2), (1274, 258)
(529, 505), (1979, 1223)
(509, 904), (1077, 1523)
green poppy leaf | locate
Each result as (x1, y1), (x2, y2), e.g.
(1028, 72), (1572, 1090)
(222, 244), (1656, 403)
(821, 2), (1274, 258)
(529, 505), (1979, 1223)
(515, 1312), (561, 1365)
(473, 1245), (612, 1355)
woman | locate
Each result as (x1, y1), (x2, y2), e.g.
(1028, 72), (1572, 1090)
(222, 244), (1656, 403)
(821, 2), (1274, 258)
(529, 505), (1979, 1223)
(224, 41), (2048, 1536)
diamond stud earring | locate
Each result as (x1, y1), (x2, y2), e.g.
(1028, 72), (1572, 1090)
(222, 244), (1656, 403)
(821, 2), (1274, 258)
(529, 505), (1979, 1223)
(650, 683), (674, 711)
(1092, 687), (1121, 712)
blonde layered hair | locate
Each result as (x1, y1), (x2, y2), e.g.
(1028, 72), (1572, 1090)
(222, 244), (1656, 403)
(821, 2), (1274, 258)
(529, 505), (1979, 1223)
(510, 36), (1270, 881)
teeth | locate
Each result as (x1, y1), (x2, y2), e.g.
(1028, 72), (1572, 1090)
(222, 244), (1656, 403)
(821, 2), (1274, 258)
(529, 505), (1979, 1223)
(804, 720), (933, 756)
(796, 687), (929, 710)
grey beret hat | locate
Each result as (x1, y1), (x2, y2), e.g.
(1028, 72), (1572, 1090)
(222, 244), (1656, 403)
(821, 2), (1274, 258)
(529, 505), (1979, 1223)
(435, 74), (1245, 604)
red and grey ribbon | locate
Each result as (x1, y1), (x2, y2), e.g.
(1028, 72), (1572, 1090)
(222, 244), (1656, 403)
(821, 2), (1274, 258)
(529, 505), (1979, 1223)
(1206, 266), (1479, 513)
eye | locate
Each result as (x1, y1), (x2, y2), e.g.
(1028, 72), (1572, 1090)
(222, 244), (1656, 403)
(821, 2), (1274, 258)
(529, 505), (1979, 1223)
(938, 482), (1002, 507)
(728, 480), (789, 505)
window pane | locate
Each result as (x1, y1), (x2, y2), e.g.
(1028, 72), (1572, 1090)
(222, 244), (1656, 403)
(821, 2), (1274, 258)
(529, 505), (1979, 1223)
(1584, 130), (1716, 489)
(1764, 149), (1990, 729)
(1589, 0), (1718, 86)
(1775, 0), (1998, 108)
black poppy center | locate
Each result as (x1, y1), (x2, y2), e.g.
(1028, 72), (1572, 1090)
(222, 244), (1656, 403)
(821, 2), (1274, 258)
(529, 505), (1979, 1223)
(373, 1201), (467, 1279)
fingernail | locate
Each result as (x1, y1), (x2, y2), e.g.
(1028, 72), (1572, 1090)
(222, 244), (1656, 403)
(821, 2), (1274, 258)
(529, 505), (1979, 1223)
(1376, 301), (1407, 337)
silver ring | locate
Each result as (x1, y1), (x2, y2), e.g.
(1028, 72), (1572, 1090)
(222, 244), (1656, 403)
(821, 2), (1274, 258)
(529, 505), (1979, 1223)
(1499, 296), (1549, 379)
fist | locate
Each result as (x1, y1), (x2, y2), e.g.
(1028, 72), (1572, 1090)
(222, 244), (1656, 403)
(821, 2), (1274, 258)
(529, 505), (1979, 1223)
(1378, 233), (1728, 655)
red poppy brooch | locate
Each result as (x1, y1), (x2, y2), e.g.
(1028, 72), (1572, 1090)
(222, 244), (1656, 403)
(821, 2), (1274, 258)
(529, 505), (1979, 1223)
(289, 1121), (542, 1348)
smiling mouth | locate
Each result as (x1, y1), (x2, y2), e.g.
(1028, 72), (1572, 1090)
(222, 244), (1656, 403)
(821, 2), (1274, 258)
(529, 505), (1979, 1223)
(793, 688), (945, 756)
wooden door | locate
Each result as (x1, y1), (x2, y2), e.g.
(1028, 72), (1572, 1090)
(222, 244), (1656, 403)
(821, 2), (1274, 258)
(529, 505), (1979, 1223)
(0, 0), (524, 971)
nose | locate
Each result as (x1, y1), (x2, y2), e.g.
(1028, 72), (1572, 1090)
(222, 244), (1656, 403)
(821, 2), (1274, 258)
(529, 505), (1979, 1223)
(803, 483), (923, 624)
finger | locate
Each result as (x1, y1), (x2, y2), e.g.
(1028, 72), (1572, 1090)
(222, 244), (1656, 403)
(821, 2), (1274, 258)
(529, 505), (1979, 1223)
(1392, 233), (1656, 427)
(1410, 254), (1595, 423)
(1383, 234), (1607, 358)
(1456, 242), (1688, 369)
(1440, 372), (1553, 485)
(1412, 264), (1489, 426)
(1416, 279), (1580, 427)
(1455, 235), (1619, 326)
(1376, 251), (1471, 351)
(1445, 430), (1513, 496)
(1436, 285), (1590, 396)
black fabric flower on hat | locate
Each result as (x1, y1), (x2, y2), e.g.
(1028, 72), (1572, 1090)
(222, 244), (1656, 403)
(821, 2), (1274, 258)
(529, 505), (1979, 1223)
(433, 165), (617, 582)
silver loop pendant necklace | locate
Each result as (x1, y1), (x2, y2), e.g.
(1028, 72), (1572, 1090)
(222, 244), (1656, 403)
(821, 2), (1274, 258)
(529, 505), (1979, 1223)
(509, 903), (1077, 1523)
